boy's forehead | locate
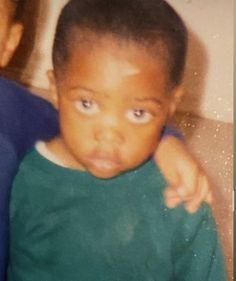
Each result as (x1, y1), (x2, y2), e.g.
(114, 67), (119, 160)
(59, 35), (169, 92)
(93, 53), (141, 88)
(105, 53), (140, 74)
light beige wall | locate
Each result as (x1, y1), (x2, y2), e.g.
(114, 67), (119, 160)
(6, 0), (234, 123)
(18, 0), (68, 85)
(168, 0), (233, 123)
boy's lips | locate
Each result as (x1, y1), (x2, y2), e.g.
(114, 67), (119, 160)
(86, 153), (122, 173)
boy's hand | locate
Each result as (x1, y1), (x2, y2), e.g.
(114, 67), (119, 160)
(154, 136), (212, 213)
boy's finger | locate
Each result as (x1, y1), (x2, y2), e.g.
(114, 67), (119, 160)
(176, 185), (193, 199)
(164, 186), (179, 198)
(165, 185), (196, 202)
(184, 174), (210, 213)
(205, 190), (213, 204)
(164, 186), (182, 208)
(177, 165), (200, 198)
(198, 174), (213, 204)
(165, 196), (182, 209)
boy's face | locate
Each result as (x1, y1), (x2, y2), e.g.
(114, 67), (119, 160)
(50, 36), (180, 178)
(0, 0), (22, 67)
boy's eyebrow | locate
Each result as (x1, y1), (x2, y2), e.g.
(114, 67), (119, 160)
(134, 97), (163, 105)
(69, 85), (99, 95)
(69, 85), (163, 105)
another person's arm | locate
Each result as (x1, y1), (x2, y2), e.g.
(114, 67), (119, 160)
(155, 127), (212, 213)
(0, 135), (18, 281)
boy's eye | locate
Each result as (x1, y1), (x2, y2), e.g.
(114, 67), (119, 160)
(74, 99), (99, 115)
(125, 108), (154, 124)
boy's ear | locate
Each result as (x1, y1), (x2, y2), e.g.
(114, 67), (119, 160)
(0, 23), (23, 67)
(47, 70), (59, 110)
(168, 86), (184, 118)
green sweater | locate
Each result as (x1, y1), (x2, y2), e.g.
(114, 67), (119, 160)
(8, 149), (226, 281)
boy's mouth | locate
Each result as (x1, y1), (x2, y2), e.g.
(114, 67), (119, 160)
(86, 153), (122, 175)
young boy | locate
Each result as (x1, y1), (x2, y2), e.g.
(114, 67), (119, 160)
(0, 3), (213, 277)
(8, 0), (225, 280)
(0, 3), (214, 280)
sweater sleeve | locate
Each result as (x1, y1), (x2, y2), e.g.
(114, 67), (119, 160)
(161, 125), (184, 142)
(0, 135), (18, 281)
(171, 204), (226, 281)
(0, 77), (59, 160)
(0, 78), (59, 281)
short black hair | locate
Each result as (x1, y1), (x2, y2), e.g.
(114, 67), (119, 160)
(53, 0), (188, 87)
(11, 0), (26, 21)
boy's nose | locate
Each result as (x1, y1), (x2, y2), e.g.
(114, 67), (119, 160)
(94, 116), (124, 145)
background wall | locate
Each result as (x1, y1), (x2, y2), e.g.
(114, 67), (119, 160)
(168, 0), (233, 123)
(2, 0), (233, 123)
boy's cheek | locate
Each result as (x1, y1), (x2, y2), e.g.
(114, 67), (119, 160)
(122, 128), (160, 163)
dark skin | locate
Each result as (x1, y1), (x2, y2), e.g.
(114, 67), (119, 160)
(47, 36), (178, 178)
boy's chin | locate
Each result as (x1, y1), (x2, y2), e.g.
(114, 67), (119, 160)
(88, 167), (121, 179)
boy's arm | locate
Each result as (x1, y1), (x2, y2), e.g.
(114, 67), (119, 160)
(155, 127), (212, 213)
(172, 204), (226, 281)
